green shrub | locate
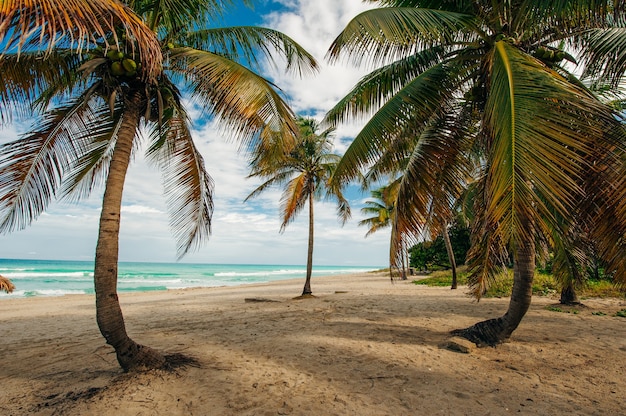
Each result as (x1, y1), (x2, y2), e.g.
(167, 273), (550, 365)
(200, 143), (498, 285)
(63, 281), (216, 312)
(413, 267), (624, 299)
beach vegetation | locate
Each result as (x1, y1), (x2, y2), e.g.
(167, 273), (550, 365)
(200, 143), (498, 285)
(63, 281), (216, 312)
(0, 0), (317, 371)
(245, 116), (350, 297)
(325, 1), (626, 346)
(409, 221), (471, 273)
(415, 266), (625, 299)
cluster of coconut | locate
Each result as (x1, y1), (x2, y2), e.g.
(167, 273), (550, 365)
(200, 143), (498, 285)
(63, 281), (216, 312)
(104, 47), (140, 78)
(533, 47), (565, 63)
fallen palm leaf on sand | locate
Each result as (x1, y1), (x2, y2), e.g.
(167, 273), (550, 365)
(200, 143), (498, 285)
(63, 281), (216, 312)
(0, 275), (15, 293)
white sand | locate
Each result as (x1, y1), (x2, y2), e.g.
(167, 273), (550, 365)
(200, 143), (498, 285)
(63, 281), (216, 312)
(1, 272), (624, 415)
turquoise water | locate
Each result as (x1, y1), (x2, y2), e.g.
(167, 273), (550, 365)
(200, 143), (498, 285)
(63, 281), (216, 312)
(0, 258), (380, 298)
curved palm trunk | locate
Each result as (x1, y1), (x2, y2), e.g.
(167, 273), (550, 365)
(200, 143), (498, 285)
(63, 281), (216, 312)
(302, 193), (314, 295)
(442, 225), (457, 289)
(453, 230), (535, 346)
(94, 93), (165, 371)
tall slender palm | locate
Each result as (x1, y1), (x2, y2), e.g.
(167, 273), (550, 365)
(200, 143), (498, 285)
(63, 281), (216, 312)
(359, 183), (409, 279)
(362, 126), (471, 286)
(245, 117), (350, 296)
(325, 1), (626, 345)
(0, 1), (317, 371)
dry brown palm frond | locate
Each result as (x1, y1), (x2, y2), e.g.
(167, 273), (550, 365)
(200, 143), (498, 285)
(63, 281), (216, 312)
(0, 275), (15, 293)
(0, 0), (162, 80)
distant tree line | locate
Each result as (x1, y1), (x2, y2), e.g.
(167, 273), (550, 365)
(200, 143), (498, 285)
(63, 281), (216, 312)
(409, 222), (471, 272)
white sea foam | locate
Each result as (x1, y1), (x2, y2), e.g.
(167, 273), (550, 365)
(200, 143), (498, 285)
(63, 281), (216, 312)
(5, 271), (93, 279)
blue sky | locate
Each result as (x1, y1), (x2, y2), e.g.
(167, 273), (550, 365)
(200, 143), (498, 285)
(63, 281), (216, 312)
(0, 0), (389, 266)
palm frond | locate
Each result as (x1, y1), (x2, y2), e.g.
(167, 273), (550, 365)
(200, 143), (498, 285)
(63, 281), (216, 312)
(0, 274), (15, 293)
(389, 109), (473, 268)
(0, 50), (82, 123)
(183, 26), (318, 76)
(331, 61), (461, 185)
(279, 174), (308, 231)
(146, 106), (213, 259)
(0, 96), (106, 232)
(170, 47), (298, 152)
(482, 41), (615, 252)
(1, 0), (162, 80)
(60, 99), (124, 201)
(324, 46), (447, 127)
(326, 7), (475, 68)
(578, 28), (626, 87)
(130, 0), (247, 32)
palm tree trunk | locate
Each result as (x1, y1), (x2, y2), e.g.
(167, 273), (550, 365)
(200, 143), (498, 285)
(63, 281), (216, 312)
(94, 92), (165, 371)
(452, 228), (535, 346)
(401, 238), (408, 280)
(442, 224), (457, 289)
(302, 192), (314, 295)
(559, 283), (580, 305)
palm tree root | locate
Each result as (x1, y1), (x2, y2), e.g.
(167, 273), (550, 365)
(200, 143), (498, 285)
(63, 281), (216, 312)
(118, 343), (201, 373)
(450, 317), (511, 347)
(117, 343), (167, 372)
(293, 293), (316, 300)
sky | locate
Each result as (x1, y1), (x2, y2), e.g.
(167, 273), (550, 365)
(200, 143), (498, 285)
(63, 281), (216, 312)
(0, 0), (391, 266)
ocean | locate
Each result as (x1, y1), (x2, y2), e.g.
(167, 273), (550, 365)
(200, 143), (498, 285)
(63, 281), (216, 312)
(0, 258), (380, 298)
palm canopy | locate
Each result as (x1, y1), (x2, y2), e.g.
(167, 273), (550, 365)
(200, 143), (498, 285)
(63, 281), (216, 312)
(326, 0), (626, 297)
(0, 0), (163, 87)
(246, 116), (350, 231)
(0, 0), (318, 258)
(359, 185), (395, 237)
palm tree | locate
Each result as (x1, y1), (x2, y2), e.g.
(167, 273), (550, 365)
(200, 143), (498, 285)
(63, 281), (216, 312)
(245, 116), (350, 296)
(359, 183), (410, 279)
(362, 129), (470, 287)
(325, 1), (626, 346)
(0, 1), (317, 371)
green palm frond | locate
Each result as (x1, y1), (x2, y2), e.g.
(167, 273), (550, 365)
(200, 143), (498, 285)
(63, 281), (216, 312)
(324, 47), (447, 127)
(170, 47), (298, 150)
(331, 61), (461, 185)
(550, 229), (590, 291)
(583, 132), (626, 287)
(578, 28), (626, 87)
(359, 190), (392, 237)
(244, 169), (293, 201)
(388, 112), (472, 268)
(483, 42), (615, 251)
(327, 7), (475, 68)
(130, 0), (247, 32)
(183, 26), (318, 76)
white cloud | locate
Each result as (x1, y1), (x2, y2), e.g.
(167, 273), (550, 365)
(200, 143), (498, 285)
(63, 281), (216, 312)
(0, 1), (389, 267)
(122, 205), (163, 215)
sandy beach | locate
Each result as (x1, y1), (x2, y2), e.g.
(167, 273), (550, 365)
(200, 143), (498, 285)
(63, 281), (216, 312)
(1, 271), (624, 415)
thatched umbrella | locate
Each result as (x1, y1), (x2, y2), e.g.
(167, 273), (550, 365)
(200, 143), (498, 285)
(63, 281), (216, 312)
(0, 275), (15, 293)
